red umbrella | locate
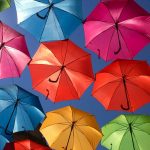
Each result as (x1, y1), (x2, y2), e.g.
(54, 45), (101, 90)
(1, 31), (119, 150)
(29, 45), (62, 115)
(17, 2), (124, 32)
(29, 40), (94, 102)
(0, 21), (30, 79)
(4, 139), (51, 150)
(92, 59), (150, 112)
(84, 0), (150, 61)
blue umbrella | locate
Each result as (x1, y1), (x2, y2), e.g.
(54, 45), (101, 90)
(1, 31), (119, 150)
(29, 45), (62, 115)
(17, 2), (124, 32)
(0, 85), (45, 135)
(14, 0), (83, 41)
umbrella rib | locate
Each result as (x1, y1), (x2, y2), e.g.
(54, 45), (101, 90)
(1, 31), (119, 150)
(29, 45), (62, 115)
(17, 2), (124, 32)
(117, 28), (132, 58)
(92, 79), (121, 95)
(119, 24), (150, 40)
(65, 54), (90, 66)
(127, 80), (150, 97)
(4, 35), (23, 45)
(0, 88), (15, 101)
(75, 126), (94, 150)
(105, 27), (116, 61)
(102, 3), (115, 23)
(53, 6), (83, 21)
(86, 26), (114, 46)
(51, 9), (65, 40)
(20, 104), (36, 129)
(4, 48), (20, 76)
(51, 112), (71, 122)
(63, 70), (80, 99)
(117, 0), (130, 21)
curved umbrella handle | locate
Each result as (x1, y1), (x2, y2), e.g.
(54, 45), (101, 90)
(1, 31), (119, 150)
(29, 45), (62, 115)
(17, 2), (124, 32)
(121, 104), (130, 111)
(46, 89), (50, 100)
(5, 128), (13, 135)
(49, 66), (65, 83)
(36, 5), (52, 20)
(114, 46), (121, 55)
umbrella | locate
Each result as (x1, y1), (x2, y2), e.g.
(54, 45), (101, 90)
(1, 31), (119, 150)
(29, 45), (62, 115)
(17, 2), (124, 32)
(101, 114), (150, 150)
(83, 0), (150, 61)
(14, 0), (83, 42)
(13, 130), (48, 146)
(92, 59), (150, 112)
(0, 0), (10, 12)
(40, 106), (102, 150)
(0, 85), (45, 135)
(29, 40), (94, 102)
(0, 21), (30, 79)
(4, 139), (51, 150)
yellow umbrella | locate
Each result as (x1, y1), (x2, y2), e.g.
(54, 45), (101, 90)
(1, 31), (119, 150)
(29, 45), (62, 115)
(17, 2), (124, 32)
(40, 106), (102, 150)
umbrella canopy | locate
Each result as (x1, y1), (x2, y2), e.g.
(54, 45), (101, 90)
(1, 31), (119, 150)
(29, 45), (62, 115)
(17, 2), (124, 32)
(14, 0), (83, 42)
(101, 114), (150, 150)
(0, 85), (45, 135)
(0, 0), (10, 12)
(0, 21), (30, 79)
(4, 139), (51, 150)
(40, 106), (102, 150)
(83, 0), (150, 61)
(92, 59), (150, 112)
(29, 40), (94, 102)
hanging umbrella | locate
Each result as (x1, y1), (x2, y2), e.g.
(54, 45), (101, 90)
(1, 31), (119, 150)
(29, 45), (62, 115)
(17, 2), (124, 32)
(29, 40), (94, 102)
(83, 0), (150, 61)
(13, 130), (48, 146)
(101, 114), (150, 150)
(0, 85), (45, 135)
(92, 59), (150, 112)
(40, 106), (102, 150)
(0, 0), (10, 12)
(4, 139), (51, 150)
(0, 21), (30, 79)
(14, 0), (83, 42)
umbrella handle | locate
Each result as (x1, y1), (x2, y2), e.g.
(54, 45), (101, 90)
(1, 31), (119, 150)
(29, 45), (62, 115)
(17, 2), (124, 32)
(46, 89), (50, 100)
(49, 66), (65, 83)
(36, 5), (52, 20)
(114, 23), (121, 55)
(97, 49), (101, 59)
(120, 104), (130, 111)
(5, 128), (13, 135)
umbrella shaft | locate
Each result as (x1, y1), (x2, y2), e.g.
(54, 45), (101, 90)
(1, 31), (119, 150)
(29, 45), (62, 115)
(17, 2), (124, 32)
(65, 122), (75, 150)
(5, 100), (19, 134)
(129, 124), (135, 150)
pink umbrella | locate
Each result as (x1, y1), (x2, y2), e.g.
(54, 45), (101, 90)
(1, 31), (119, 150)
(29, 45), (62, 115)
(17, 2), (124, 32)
(0, 21), (30, 79)
(84, 0), (150, 61)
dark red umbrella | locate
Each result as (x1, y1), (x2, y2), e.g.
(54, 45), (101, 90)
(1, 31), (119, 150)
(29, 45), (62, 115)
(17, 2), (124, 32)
(4, 139), (51, 150)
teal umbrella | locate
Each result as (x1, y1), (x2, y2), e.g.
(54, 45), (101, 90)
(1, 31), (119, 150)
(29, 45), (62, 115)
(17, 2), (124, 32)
(14, 0), (83, 42)
(102, 114), (150, 150)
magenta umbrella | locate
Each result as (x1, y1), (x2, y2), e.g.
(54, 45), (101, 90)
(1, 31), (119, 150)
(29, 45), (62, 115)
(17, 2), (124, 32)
(0, 21), (30, 79)
(84, 0), (150, 61)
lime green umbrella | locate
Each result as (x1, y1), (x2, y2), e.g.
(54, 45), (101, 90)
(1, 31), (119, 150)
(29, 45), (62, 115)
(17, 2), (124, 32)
(101, 115), (150, 150)
(0, 0), (10, 12)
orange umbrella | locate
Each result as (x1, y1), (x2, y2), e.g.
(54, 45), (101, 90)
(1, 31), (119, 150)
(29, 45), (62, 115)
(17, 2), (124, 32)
(92, 59), (150, 112)
(29, 40), (94, 102)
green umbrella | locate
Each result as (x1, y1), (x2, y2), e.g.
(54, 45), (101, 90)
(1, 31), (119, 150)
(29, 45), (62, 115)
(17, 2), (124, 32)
(0, 0), (10, 12)
(101, 115), (150, 150)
